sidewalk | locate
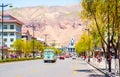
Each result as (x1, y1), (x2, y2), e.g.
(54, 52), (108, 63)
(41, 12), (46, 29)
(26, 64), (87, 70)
(83, 57), (119, 77)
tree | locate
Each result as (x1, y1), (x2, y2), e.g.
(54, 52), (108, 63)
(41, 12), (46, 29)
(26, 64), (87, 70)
(35, 41), (44, 53)
(22, 40), (32, 57)
(13, 39), (24, 57)
(28, 39), (45, 53)
(81, 0), (120, 73)
(75, 32), (94, 56)
(54, 48), (62, 55)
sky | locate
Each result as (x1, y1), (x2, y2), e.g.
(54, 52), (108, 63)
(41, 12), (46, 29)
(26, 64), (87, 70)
(0, 0), (81, 10)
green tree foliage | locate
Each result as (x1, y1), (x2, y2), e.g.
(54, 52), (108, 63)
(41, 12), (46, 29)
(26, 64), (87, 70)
(81, 0), (120, 72)
(28, 39), (44, 53)
(54, 48), (62, 55)
(81, 0), (120, 50)
(75, 32), (94, 54)
(13, 39), (24, 51)
(13, 39), (44, 54)
(35, 41), (44, 53)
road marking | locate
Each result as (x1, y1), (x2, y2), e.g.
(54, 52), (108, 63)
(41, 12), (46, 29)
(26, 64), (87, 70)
(31, 69), (38, 73)
(73, 61), (77, 75)
(17, 75), (21, 77)
(32, 69), (37, 73)
(73, 70), (77, 75)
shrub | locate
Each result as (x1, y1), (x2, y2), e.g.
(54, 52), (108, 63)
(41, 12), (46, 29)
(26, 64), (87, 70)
(0, 57), (42, 63)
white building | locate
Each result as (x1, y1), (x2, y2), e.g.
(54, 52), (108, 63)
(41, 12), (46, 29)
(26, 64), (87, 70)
(0, 14), (23, 48)
(67, 38), (75, 53)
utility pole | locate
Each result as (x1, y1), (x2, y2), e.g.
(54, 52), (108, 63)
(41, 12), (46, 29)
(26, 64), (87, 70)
(52, 40), (56, 47)
(26, 20), (37, 58)
(44, 34), (48, 48)
(32, 24), (35, 58)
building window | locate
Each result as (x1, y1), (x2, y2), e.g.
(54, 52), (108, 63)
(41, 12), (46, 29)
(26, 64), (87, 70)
(10, 25), (14, 29)
(3, 16), (10, 20)
(3, 32), (8, 36)
(4, 38), (7, 42)
(17, 26), (21, 32)
(10, 38), (14, 42)
(10, 32), (14, 36)
(3, 25), (7, 29)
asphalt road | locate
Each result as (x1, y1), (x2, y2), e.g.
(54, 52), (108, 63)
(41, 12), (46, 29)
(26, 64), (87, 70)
(0, 58), (106, 77)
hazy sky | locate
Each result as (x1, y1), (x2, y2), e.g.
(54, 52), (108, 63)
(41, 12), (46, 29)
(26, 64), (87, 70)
(0, 0), (81, 9)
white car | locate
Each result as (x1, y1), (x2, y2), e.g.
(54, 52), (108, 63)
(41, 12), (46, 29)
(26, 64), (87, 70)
(35, 54), (41, 58)
(72, 55), (77, 59)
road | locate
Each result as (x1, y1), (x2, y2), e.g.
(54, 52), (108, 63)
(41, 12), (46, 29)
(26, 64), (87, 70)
(0, 58), (106, 77)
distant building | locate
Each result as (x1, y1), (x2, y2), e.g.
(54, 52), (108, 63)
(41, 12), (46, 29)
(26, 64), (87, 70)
(0, 14), (23, 48)
(67, 38), (75, 53)
(36, 37), (45, 43)
(22, 28), (32, 41)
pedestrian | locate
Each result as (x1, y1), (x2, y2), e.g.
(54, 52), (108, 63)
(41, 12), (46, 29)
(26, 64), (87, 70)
(84, 55), (86, 60)
(97, 56), (102, 63)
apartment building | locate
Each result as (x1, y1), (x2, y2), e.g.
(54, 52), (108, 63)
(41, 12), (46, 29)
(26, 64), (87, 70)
(0, 14), (23, 48)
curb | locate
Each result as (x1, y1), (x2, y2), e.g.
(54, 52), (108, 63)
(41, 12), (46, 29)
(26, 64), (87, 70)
(81, 58), (119, 77)
(87, 62), (112, 77)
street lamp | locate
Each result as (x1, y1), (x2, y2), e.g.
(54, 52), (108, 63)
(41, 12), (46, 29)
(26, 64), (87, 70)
(0, 3), (12, 60)
(85, 28), (91, 63)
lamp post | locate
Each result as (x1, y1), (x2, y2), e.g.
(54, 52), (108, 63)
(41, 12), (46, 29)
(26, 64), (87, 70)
(85, 28), (90, 63)
(0, 3), (12, 60)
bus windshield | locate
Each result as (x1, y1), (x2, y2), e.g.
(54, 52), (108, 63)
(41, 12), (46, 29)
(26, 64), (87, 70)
(44, 51), (54, 54)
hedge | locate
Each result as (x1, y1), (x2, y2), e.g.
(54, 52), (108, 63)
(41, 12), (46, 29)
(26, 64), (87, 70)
(0, 57), (42, 63)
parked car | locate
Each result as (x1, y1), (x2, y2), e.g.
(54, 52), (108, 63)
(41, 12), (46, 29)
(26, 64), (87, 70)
(35, 54), (41, 58)
(59, 55), (65, 60)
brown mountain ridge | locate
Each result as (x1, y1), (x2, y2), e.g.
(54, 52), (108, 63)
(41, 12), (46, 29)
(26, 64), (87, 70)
(4, 4), (85, 46)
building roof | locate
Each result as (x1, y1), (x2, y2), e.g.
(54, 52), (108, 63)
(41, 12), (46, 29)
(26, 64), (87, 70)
(22, 28), (29, 34)
(0, 14), (24, 25)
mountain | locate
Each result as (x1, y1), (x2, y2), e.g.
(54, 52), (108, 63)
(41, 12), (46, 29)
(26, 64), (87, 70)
(5, 4), (85, 46)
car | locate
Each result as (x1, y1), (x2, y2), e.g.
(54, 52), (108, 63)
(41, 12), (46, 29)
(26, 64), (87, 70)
(72, 54), (77, 60)
(43, 49), (57, 63)
(65, 54), (70, 58)
(35, 54), (41, 58)
(59, 55), (65, 60)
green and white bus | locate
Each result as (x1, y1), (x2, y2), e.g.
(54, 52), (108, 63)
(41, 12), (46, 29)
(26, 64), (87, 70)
(43, 49), (57, 63)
